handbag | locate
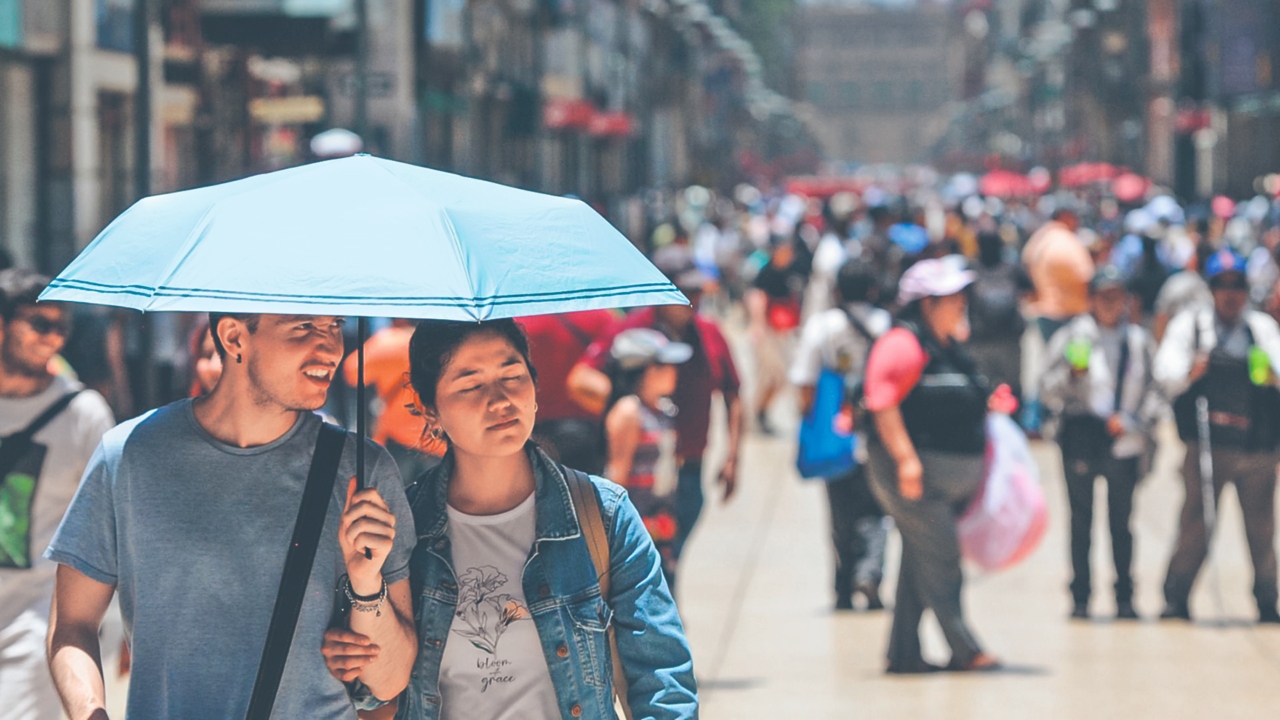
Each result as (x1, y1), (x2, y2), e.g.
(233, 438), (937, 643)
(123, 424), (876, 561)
(564, 466), (633, 720)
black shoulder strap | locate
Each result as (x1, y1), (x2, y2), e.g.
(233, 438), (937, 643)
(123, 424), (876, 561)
(246, 422), (347, 720)
(839, 306), (874, 344)
(16, 390), (82, 441)
(1114, 327), (1132, 413)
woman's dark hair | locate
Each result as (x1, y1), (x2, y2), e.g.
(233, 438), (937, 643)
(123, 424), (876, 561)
(407, 318), (537, 408)
(604, 364), (647, 418)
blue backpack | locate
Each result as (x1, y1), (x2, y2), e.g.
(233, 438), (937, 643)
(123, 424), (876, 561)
(796, 310), (872, 479)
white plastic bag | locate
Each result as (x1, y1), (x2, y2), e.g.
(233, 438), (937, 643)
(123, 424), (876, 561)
(957, 413), (1048, 571)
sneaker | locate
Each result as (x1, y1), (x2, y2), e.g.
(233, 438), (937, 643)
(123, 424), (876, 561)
(1115, 601), (1139, 621)
(1070, 601), (1089, 620)
(834, 595), (854, 611)
(756, 411), (777, 436)
(1160, 602), (1191, 621)
(1258, 606), (1280, 625)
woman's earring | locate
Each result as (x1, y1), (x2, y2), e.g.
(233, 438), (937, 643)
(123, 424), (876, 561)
(236, 353), (242, 364)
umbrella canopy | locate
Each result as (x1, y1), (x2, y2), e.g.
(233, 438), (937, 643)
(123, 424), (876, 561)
(979, 170), (1035, 199)
(41, 155), (686, 319)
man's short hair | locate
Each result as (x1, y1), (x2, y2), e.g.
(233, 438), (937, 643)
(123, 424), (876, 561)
(0, 268), (52, 321)
(208, 313), (260, 357)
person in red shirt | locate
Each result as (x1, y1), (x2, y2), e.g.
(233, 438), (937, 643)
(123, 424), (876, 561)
(568, 246), (743, 562)
(518, 309), (618, 474)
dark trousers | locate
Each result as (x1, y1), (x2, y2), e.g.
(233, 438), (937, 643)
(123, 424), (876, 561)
(1164, 444), (1279, 612)
(825, 467), (887, 599)
(673, 459), (705, 562)
(1059, 422), (1140, 604)
(868, 442), (986, 667)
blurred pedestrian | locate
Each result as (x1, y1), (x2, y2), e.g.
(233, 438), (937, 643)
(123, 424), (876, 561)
(187, 319), (221, 397)
(343, 318), (444, 486)
(747, 237), (803, 434)
(603, 328), (693, 593)
(790, 261), (890, 611)
(968, 230), (1031, 402)
(0, 269), (114, 720)
(1040, 267), (1164, 620)
(569, 246), (743, 564)
(1155, 250), (1280, 623)
(863, 258), (1003, 673)
(520, 310), (618, 475)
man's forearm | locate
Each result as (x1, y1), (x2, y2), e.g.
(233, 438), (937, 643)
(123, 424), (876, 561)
(48, 626), (109, 720)
(348, 579), (416, 700)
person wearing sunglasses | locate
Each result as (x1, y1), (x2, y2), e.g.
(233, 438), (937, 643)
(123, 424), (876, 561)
(0, 268), (115, 720)
(1155, 249), (1280, 624)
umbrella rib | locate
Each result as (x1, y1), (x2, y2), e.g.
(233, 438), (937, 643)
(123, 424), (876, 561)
(363, 157), (480, 320)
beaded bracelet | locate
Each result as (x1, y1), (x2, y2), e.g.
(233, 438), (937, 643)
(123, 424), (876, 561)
(343, 576), (387, 617)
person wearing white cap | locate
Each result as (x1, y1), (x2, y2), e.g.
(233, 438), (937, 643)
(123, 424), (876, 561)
(603, 329), (694, 594)
(861, 257), (1010, 673)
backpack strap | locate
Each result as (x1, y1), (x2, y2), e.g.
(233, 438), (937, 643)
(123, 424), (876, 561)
(0, 390), (83, 480)
(1113, 327), (1132, 414)
(246, 422), (346, 720)
(564, 466), (633, 720)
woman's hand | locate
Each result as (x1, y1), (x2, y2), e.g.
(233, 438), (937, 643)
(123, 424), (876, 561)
(897, 454), (923, 501)
(340, 478), (397, 595)
(988, 383), (1019, 415)
(321, 628), (379, 683)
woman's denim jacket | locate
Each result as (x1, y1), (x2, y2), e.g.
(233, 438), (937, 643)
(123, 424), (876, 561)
(377, 444), (697, 719)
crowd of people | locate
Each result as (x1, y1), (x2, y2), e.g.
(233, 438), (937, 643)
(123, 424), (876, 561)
(3, 169), (1280, 716)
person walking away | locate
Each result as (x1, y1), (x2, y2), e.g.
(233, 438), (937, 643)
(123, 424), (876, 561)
(1154, 249), (1280, 624)
(1040, 267), (1164, 620)
(789, 261), (891, 611)
(1152, 244), (1214, 343)
(520, 309), (618, 476)
(863, 258), (1008, 673)
(0, 270), (114, 720)
(968, 231), (1032, 404)
(323, 319), (698, 719)
(568, 246), (742, 564)
(343, 318), (444, 486)
(1022, 209), (1095, 433)
(603, 329), (693, 593)
(747, 237), (803, 435)
(46, 313), (418, 718)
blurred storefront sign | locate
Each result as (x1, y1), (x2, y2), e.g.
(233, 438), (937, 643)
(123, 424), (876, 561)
(248, 95), (326, 124)
(0, 0), (20, 48)
(425, 0), (465, 50)
(588, 111), (634, 138)
(202, 0), (350, 15)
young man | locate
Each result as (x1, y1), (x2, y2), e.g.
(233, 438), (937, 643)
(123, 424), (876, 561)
(1155, 250), (1280, 623)
(789, 261), (890, 611)
(46, 313), (418, 718)
(568, 245), (743, 564)
(0, 270), (114, 720)
(1041, 267), (1164, 620)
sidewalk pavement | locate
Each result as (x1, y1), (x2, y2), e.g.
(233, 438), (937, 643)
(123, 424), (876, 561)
(678, 415), (1280, 720)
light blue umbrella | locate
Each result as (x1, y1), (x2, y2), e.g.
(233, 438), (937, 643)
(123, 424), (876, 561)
(41, 154), (685, 319)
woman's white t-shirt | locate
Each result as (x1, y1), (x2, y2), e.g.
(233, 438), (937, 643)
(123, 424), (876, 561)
(440, 494), (560, 720)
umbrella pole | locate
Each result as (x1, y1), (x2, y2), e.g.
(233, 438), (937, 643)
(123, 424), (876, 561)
(357, 316), (367, 490)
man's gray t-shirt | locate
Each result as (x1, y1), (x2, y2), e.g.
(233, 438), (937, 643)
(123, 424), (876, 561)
(46, 400), (415, 719)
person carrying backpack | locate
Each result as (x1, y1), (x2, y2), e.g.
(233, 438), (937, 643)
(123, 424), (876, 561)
(1040, 266), (1165, 620)
(1155, 249), (1280, 624)
(968, 231), (1032, 405)
(789, 261), (891, 611)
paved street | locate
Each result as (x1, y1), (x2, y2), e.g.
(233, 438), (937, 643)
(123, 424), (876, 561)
(680, 394), (1280, 720)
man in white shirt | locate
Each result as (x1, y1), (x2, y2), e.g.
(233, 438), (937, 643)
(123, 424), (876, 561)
(0, 269), (114, 720)
(790, 261), (891, 610)
(1155, 250), (1280, 623)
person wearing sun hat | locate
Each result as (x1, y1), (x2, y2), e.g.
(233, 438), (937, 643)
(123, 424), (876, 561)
(1155, 247), (1280, 624)
(603, 328), (694, 593)
(861, 257), (1015, 674)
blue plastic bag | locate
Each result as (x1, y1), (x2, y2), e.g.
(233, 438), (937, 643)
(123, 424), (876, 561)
(796, 366), (857, 479)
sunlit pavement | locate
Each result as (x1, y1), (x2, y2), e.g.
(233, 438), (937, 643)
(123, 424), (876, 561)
(680, 339), (1280, 719)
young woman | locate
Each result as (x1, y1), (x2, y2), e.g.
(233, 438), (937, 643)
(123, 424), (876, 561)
(602, 328), (693, 594)
(323, 319), (697, 719)
(863, 258), (1011, 674)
